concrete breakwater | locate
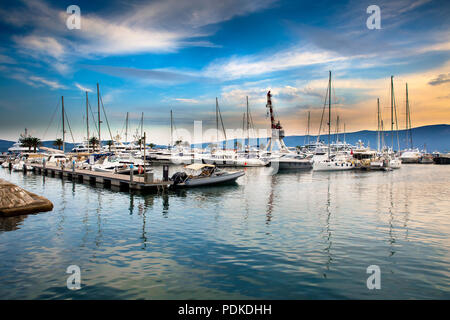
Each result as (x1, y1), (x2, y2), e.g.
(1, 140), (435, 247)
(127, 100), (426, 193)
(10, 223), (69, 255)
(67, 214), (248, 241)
(0, 178), (53, 217)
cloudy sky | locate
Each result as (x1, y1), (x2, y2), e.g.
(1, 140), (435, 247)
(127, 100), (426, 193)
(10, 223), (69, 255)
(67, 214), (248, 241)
(0, 0), (449, 144)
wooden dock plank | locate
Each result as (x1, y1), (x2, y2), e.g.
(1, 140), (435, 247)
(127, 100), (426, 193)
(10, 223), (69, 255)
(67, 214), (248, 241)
(31, 164), (172, 188)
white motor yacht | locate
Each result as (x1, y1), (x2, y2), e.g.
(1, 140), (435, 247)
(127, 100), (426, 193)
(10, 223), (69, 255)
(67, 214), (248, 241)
(400, 149), (422, 163)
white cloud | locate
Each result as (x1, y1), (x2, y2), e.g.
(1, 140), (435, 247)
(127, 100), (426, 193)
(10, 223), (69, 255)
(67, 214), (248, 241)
(28, 76), (66, 89)
(4, 0), (276, 60)
(203, 46), (350, 80)
(75, 83), (93, 92)
(174, 98), (201, 104)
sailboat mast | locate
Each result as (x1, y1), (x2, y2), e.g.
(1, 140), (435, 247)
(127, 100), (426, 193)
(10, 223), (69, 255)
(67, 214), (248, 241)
(328, 71), (331, 159)
(336, 115), (340, 144)
(377, 98), (380, 152)
(216, 97), (219, 144)
(406, 83), (413, 148)
(86, 91), (89, 151)
(170, 110), (173, 149)
(307, 111), (310, 145)
(125, 112), (129, 143)
(246, 96), (250, 150)
(391, 76), (394, 151)
(62, 96), (65, 153)
(97, 83), (101, 148)
(141, 112), (144, 151)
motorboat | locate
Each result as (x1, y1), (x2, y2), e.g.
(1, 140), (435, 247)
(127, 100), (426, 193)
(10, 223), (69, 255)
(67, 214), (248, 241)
(71, 142), (94, 153)
(269, 152), (313, 170)
(202, 150), (237, 167)
(170, 164), (244, 188)
(91, 155), (150, 175)
(45, 154), (68, 166)
(389, 157), (402, 169)
(313, 156), (355, 171)
(234, 153), (268, 167)
(419, 154), (434, 164)
(400, 149), (422, 163)
(12, 159), (33, 172)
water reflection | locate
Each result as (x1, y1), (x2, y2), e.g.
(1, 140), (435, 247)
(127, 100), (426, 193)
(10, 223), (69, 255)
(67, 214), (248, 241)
(388, 180), (396, 257)
(0, 215), (28, 232)
(322, 176), (333, 278)
(1, 165), (449, 299)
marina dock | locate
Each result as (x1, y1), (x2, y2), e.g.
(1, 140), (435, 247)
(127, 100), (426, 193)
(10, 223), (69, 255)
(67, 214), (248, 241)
(31, 164), (173, 191)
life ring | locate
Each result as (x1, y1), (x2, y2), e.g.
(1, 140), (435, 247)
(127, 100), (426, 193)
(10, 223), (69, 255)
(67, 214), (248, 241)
(138, 165), (144, 174)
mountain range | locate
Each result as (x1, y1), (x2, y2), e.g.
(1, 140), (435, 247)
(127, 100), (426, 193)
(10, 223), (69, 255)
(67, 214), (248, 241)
(1, 124), (449, 153)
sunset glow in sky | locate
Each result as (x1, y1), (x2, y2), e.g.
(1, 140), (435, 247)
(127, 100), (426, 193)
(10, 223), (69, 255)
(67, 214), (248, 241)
(0, 0), (449, 144)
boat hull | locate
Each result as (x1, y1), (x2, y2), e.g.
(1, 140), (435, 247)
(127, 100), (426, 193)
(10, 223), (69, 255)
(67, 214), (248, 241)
(270, 159), (313, 170)
(313, 160), (354, 171)
(179, 171), (245, 187)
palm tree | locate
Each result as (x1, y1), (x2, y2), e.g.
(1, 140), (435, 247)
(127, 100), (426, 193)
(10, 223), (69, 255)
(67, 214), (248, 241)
(53, 138), (63, 150)
(148, 143), (155, 149)
(89, 137), (99, 150)
(106, 140), (113, 152)
(19, 137), (33, 151)
(29, 137), (41, 153)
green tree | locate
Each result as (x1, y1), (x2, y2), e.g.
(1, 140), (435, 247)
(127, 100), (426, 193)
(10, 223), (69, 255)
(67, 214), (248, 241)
(89, 137), (99, 150)
(29, 137), (41, 153)
(19, 137), (33, 151)
(148, 143), (156, 149)
(53, 138), (63, 150)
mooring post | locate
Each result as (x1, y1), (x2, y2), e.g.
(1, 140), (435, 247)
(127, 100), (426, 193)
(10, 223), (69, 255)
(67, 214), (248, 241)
(130, 164), (134, 185)
(163, 165), (169, 181)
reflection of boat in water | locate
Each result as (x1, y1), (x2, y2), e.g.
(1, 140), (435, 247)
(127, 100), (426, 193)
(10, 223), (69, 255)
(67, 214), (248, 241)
(170, 164), (244, 188)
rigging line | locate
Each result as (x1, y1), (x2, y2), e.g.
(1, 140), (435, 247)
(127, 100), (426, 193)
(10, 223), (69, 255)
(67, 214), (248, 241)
(316, 86), (329, 143)
(64, 109), (75, 143)
(394, 96), (400, 151)
(42, 99), (60, 141)
(88, 100), (99, 135)
(99, 93), (114, 141)
(217, 103), (227, 141)
(119, 113), (127, 138)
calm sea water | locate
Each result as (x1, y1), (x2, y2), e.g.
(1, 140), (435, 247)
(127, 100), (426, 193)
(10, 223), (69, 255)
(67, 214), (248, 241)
(0, 164), (449, 299)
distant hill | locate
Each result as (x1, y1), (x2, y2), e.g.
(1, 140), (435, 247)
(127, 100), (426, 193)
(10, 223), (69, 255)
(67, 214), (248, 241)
(1, 124), (449, 153)
(283, 124), (450, 152)
(200, 124), (450, 153)
(0, 140), (76, 153)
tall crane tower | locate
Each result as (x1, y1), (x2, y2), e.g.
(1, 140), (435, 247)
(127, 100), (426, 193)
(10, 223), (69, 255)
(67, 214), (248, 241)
(265, 91), (289, 153)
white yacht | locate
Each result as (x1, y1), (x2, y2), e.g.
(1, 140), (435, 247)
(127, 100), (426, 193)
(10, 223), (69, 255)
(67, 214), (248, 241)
(71, 142), (94, 153)
(268, 152), (313, 170)
(400, 149), (422, 163)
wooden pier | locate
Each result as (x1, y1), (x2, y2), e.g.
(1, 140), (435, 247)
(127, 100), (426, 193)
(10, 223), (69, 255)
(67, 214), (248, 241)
(31, 164), (172, 191)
